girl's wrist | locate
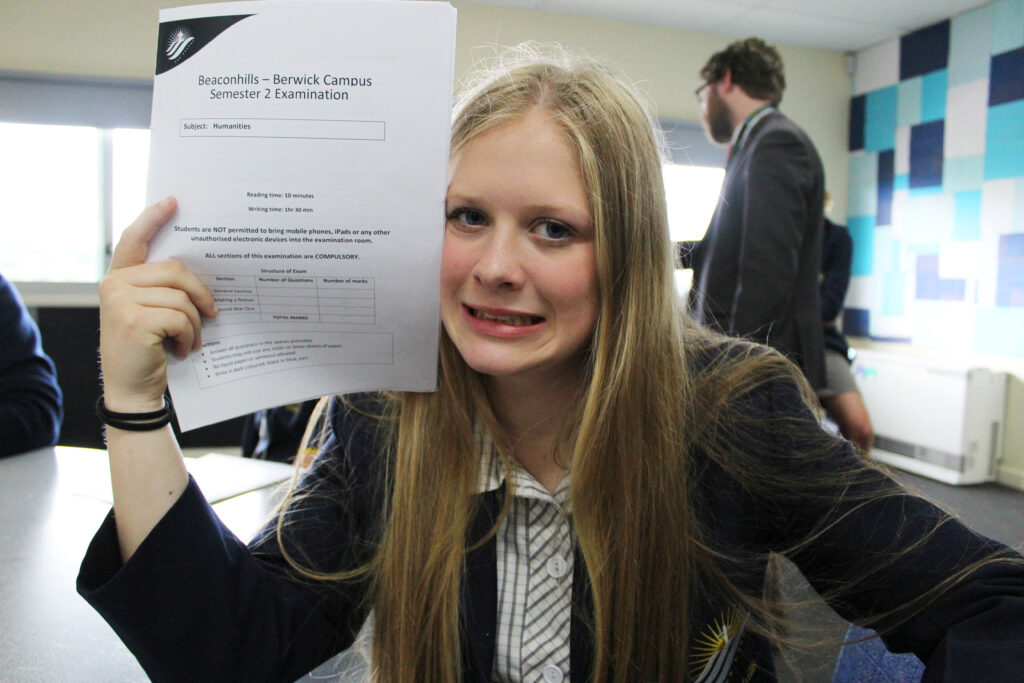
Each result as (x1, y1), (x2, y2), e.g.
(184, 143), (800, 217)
(96, 395), (174, 432)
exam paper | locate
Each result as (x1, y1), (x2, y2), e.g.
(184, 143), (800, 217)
(144, 0), (456, 430)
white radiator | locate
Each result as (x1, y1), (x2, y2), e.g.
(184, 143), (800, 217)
(851, 350), (1008, 485)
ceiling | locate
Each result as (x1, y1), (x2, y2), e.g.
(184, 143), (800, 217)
(462, 0), (992, 52)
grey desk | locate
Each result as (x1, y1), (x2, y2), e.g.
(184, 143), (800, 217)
(0, 446), (289, 681)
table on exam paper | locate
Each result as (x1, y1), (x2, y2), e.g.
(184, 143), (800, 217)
(0, 446), (290, 681)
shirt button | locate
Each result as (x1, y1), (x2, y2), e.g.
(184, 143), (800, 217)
(542, 664), (564, 683)
(546, 555), (568, 579)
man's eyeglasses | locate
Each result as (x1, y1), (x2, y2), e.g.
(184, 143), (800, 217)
(695, 82), (711, 104)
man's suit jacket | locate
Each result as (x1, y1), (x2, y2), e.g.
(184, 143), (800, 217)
(681, 109), (826, 389)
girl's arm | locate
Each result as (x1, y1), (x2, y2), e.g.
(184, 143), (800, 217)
(97, 196), (218, 560)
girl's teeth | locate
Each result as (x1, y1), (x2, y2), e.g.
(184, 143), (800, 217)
(475, 310), (534, 326)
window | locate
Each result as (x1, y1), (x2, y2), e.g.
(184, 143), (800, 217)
(111, 128), (152, 247)
(659, 118), (727, 297)
(0, 122), (102, 282)
(663, 163), (723, 243)
(0, 122), (149, 282)
(0, 72), (153, 299)
(663, 162), (724, 296)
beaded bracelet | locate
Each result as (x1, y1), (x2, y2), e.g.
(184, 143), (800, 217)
(95, 395), (174, 431)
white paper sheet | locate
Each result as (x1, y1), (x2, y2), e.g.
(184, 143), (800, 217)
(144, 1), (456, 430)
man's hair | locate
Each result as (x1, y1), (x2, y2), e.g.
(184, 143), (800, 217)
(700, 37), (786, 105)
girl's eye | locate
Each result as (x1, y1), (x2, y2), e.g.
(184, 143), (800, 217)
(536, 220), (573, 241)
(450, 208), (487, 226)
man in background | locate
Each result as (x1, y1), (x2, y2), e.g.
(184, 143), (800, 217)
(680, 37), (826, 389)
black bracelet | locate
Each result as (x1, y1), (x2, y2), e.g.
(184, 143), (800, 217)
(95, 395), (174, 431)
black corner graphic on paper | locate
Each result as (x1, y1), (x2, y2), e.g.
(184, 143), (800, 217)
(155, 14), (254, 75)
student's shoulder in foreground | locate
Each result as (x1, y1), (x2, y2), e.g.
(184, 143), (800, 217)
(0, 272), (63, 456)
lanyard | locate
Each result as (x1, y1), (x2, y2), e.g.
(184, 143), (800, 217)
(730, 105), (774, 160)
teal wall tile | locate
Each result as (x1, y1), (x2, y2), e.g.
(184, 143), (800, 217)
(943, 155), (984, 192)
(974, 306), (1024, 355)
(1015, 178), (1024, 231)
(904, 242), (940, 255)
(849, 151), (879, 216)
(873, 226), (895, 271)
(848, 215), (875, 276)
(953, 190), (983, 240)
(902, 191), (955, 244)
(991, 0), (1024, 55)
(895, 173), (910, 191)
(921, 70), (948, 122)
(950, 4), (992, 85)
(883, 270), (906, 316)
(984, 100), (1024, 179)
(897, 77), (922, 126)
(865, 86), (898, 152)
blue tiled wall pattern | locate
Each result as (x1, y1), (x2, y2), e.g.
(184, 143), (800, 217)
(998, 234), (1024, 306)
(877, 150), (895, 226)
(909, 120), (945, 190)
(847, 0), (1024, 357)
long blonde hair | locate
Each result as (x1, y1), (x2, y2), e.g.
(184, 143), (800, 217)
(283, 45), (827, 682)
(276, 44), (1017, 682)
(362, 46), (704, 681)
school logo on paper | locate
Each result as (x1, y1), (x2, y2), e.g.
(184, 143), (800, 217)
(165, 27), (195, 62)
(155, 14), (254, 75)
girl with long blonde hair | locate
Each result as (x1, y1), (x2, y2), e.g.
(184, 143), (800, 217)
(81, 45), (1024, 682)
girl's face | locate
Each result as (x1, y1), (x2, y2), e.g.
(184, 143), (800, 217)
(441, 109), (599, 387)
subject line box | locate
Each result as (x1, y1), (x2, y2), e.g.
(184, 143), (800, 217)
(181, 118), (385, 141)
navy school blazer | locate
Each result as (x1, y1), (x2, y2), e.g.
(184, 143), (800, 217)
(79, 384), (1024, 682)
